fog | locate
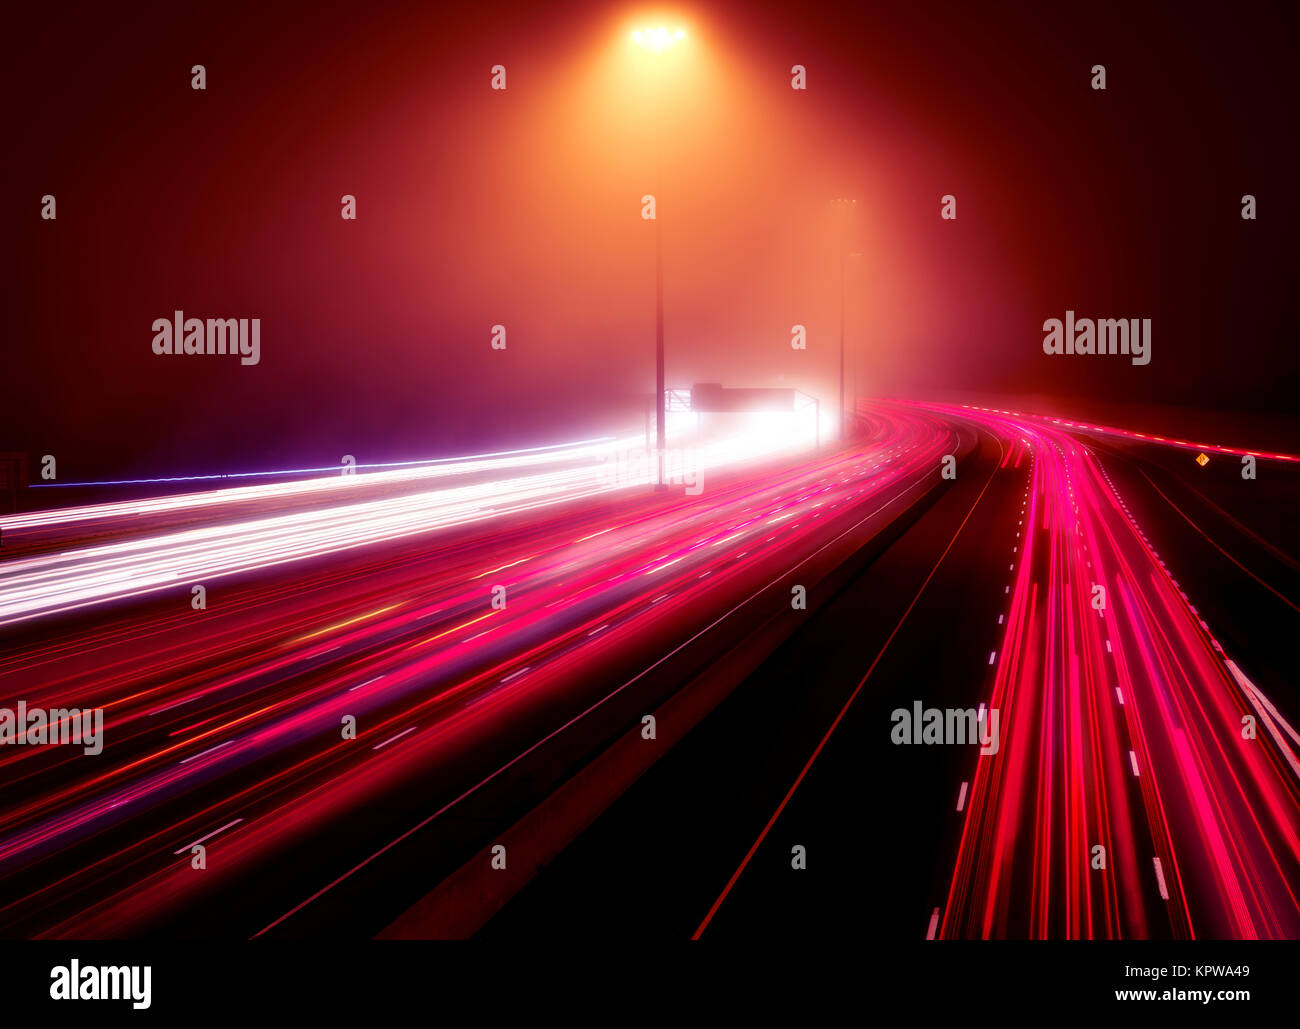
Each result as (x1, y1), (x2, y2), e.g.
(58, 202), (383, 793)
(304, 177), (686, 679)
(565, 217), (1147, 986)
(4, 1), (1294, 477)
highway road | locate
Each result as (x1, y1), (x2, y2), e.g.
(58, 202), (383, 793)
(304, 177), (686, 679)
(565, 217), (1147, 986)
(487, 403), (1300, 940)
(0, 407), (963, 937)
(1, 402), (1296, 939)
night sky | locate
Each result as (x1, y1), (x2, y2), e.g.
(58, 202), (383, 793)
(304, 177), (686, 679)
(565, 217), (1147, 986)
(4, 0), (1297, 479)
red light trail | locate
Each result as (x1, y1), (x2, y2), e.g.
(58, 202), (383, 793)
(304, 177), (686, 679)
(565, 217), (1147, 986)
(1, 403), (1296, 940)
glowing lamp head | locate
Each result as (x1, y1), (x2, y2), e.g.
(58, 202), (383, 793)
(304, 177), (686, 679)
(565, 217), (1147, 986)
(634, 26), (686, 53)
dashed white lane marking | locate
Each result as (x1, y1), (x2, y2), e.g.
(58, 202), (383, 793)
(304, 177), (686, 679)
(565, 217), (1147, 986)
(1129, 751), (1140, 777)
(956, 781), (969, 812)
(926, 907), (941, 940)
(180, 740), (234, 765)
(500, 665), (531, 684)
(349, 675), (383, 692)
(998, 614), (1004, 625)
(151, 694), (199, 715)
(1153, 857), (1169, 900)
(587, 623), (609, 636)
(988, 651), (997, 665)
(373, 725), (418, 751)
(1115, 687), (1124, 706)
(173, 818), (244, 855)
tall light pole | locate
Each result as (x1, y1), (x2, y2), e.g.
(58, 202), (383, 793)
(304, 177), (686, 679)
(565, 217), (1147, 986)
(634, 26), (685, 488)
(839, 242), (846, 440)
(844, 250), (863, 434)
(655, 172), (666, 488)
(831, 197), (858, 440)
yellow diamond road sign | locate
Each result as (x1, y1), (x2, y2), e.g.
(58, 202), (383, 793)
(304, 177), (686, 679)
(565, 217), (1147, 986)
(1196, 453), (1210, 466)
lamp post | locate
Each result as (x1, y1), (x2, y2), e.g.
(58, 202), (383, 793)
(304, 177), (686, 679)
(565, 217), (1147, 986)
(844, 250), (863, 434)
(839, 242), (846, 440)
(830, 197), (858, 440)
(634, 26), (685, 488)
(655, 181), (665, 488)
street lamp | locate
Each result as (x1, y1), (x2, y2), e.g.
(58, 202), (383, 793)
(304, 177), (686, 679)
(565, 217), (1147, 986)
(633, 27), (685, 53)
(634, 25), (686, 488)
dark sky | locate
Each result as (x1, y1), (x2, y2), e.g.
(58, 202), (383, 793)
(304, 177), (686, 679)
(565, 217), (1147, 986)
(3, 0), (1297, 478)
